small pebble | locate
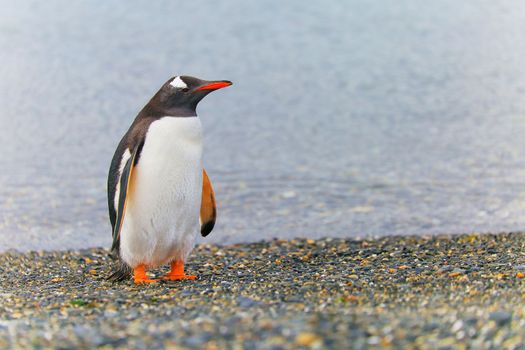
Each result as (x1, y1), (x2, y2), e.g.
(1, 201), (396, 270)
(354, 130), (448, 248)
(489, 311), (512, 326)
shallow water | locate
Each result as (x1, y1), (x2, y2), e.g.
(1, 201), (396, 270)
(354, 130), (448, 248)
(2, 1), (525, 251)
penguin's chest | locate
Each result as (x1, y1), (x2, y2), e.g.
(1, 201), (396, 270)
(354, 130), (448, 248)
(120, 117), (203, 267)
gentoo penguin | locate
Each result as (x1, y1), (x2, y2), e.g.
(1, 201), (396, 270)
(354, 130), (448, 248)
(107, 75), (232, 284)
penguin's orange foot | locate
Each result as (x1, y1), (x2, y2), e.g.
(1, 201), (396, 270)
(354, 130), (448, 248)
(162, 274), (197, 281)
(133, 264), (159, 285)
(134, 277), (159, 284)
(162, 261), (197, 281)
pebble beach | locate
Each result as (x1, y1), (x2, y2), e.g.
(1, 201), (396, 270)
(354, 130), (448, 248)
(1, 232), (525, 349)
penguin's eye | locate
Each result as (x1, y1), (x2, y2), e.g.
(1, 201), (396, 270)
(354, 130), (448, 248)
(181, 88), (189, 93)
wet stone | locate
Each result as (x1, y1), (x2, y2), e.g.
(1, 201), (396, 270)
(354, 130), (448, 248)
(237, 296), (261, 308)
(489, 311), (512, 326)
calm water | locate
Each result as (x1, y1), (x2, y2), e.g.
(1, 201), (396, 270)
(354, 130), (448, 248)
(2, 1), (525, 251)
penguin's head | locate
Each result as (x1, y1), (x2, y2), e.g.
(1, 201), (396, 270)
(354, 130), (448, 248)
(149, 75), (232, 117)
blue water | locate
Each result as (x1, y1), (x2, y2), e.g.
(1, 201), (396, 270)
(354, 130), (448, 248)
(2, 1), (525, 251)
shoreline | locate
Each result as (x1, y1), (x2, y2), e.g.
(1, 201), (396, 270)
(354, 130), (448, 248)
(1, 232), (525, 349)
(1, 229), (518, 254)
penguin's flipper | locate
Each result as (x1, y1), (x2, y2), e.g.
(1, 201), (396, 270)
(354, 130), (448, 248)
(111, 146), (139, 252)
(200, 169), (216, 237)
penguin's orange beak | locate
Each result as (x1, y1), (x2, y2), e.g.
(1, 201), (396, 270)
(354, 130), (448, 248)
(194, 80), (232, 92)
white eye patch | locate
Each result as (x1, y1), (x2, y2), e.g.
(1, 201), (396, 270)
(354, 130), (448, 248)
(169, 76), (187, 89)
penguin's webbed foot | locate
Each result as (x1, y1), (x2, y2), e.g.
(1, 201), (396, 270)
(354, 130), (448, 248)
(161, 261), (197, 281)
(162, 274), (197, 281)
(133, 264), (159, 285)
(134, 277), (159, 284)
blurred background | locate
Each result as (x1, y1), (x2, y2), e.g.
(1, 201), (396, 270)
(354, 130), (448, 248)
(2, 1), (525, 251)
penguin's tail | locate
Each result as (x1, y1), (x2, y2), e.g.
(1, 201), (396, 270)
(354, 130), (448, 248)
(107, 256), (132, 282)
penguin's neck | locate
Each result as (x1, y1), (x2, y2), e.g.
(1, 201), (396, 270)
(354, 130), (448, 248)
(163, 106), (197, 117)
(141, 104), (197, 118)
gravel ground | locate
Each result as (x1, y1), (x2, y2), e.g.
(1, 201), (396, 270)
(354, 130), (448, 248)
(1, 232), (525, 349)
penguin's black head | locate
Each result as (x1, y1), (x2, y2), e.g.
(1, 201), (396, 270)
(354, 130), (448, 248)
(149, 75), (232, 117)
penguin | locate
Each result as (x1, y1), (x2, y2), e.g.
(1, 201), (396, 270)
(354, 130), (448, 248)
(107, 75), (232, 284)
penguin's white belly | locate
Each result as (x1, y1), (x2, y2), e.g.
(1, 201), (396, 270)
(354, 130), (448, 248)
(120, 117), (203, 268)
